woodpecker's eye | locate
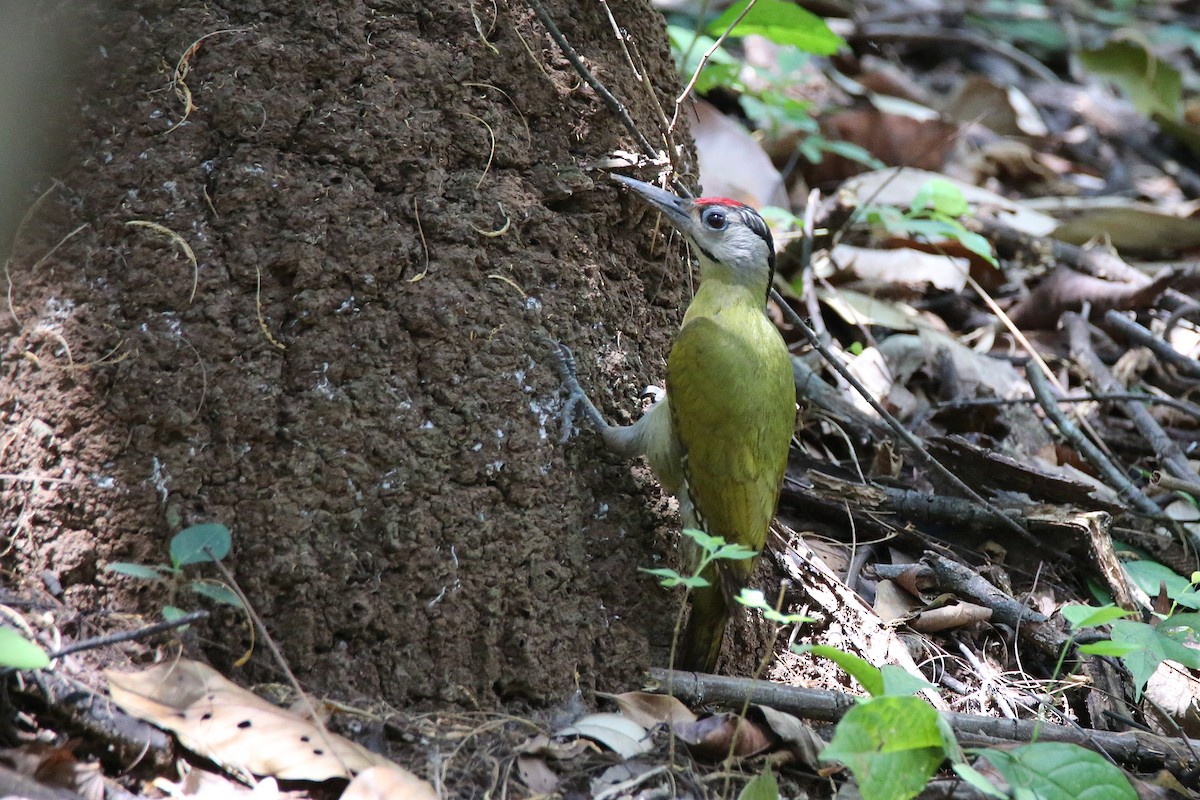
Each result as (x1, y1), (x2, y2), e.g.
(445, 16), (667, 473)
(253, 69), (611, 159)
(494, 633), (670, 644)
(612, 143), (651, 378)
(702, 208), (728, 230)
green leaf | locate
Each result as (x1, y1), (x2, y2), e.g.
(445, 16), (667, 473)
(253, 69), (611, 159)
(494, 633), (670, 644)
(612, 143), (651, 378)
(170, 523), (232, 568)
(737, 764), (779, 800)
(0, 628), (51, 670)
(666, 25), (741, 95)
(819, 138), (885, 169)
(104, 562), (172, 581)
(955, 230), (998, 267)
(162, 605), (190, 623)
(1078, 640), (1142, 657)
(798, 644), (883, 697)
(1060, 603), (1130, 630)
(1165, 612), (1200, 635)
(189, 581), (244, 608)
(1110, 618), (1200, 697)
(1079, 40), (1181, 119)
(737, 589), (809, 624)
(820, 696), (946, 800)
(912, 179), (968, 218)
(880, 665), (937, 697)
(1123, 560), (1200, 608)
(952, 763), (1007, 798)
(639, 567), (709, 589)
(979, 743), (1136, 800)
(681, 528), (726, 554)
(712, 543), (758, 561)
(706, 0), (844, 55)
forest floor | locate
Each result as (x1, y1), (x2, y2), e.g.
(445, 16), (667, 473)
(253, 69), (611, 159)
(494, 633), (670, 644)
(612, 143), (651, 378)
(6, 0), (1200, 798)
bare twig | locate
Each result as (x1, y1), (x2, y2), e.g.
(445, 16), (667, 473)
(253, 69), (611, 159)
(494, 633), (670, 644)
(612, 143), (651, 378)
(1025, 361), (1160, 516)
(48, 611), (209, 659)
(526, 0), (659, 160)
(1064, 313), (1195, 484)
(669, 0), (757, 134)
(933, 392), (1200, 423)
(651, 668), (1200, 781)
(772, 289), (1040, 548)
(848, 23), (1060, 85)
(1103, 309), (1200, 381)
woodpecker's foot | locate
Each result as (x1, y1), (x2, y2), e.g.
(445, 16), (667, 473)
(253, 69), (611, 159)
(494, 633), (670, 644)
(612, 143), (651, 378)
(543, 338), (606, 443)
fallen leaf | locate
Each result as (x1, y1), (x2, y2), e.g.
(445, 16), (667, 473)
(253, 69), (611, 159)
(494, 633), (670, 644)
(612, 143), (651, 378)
(909, 602), (994, 633)
(692, 98), (788, 209)
(105, 659), (408, 783)
(556, 713), (652, 759)
(750, 705), (824, 768)
(341, 765), (438, 800)
(673, 712), (774, 760)
(828, 243), (969, 293)
(599, 691), (697, 728)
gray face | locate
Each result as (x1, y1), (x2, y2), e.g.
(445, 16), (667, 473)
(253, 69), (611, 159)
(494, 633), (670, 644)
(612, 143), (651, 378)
(610, 174), (775, 292)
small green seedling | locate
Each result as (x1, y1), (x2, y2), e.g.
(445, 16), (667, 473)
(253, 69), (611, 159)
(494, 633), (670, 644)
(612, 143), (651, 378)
(641, 528), (759, 672)
(641, 528), (757, 590)
(0, 627), (51, 670)
(105, 523), (243, 622)
(863, 179), (998, 267)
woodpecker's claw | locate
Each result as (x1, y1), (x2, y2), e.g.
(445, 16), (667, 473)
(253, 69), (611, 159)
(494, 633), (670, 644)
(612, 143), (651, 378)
(543, 338), (606, 442)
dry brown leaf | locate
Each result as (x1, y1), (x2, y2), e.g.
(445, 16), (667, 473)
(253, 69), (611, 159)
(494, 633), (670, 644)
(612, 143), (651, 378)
(515, 756), (559, 794)
(750, 706), (824, 768)
(874, 580), (920, 624)
(517, 733), (591, 761)
(692, 98), (788, 209)
(0, 743), (103, 800)
(908, 602), (993, 633)
(940, 75), (1048, 137)
(673, 713), (773, 760)
(341, 765), (438, 800)
(105, 659), (404, 782)
(809, 108), (957, 186)
(600, 691), (697, 728)
(1144, 658), (1200, 739)
(828, 243), (969, 293)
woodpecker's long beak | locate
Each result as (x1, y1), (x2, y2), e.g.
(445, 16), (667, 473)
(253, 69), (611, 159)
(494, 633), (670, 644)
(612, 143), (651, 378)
(611, 174), (693, 231)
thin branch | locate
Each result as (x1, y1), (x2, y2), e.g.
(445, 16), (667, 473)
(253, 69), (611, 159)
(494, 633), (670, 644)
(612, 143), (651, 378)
(669, 0), (757, 134)
(1064, 313), (1195, 484)
(933, 392), (1200, 423)
(650, 668), (1200, 780)
(48, 611), (209, 659)
(848, 23), (1060, 85)
(1103, 309), (1200, 381)
(771, 289), (1040, 548)
(526, 0), (659, 160)
(1026, 361), (1160, 516)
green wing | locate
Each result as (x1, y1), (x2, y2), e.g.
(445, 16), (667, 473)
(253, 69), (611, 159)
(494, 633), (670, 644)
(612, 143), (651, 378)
(666, 314), (795, 567)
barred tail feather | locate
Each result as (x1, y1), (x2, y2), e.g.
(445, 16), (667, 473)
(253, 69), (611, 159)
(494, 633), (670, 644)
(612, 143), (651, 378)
(678, 584), (729, 672)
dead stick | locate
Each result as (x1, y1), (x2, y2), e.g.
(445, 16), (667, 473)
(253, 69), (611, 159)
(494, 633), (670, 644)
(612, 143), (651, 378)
(771, 289), (1040, 549)
(1026, 363), (1160, 516)
(1064, 313), (1195, 484)
(650, 668), (1200, 779)
(1103, 309), (1200, 381)
(48, 611), (208, 659)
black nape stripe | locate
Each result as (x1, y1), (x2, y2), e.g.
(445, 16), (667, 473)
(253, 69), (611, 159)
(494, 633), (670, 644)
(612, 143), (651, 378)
(738, 208), (776, 301)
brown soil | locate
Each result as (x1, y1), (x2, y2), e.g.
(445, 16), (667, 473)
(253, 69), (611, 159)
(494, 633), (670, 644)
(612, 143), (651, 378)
(2, 0), (696, 708)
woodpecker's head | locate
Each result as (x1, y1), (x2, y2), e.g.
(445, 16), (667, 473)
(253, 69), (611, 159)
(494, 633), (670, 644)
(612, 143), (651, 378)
(612, 174), (775, 297)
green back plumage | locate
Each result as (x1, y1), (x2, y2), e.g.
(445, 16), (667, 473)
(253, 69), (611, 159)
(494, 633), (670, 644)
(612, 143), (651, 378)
(667, 282), (795, 670)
